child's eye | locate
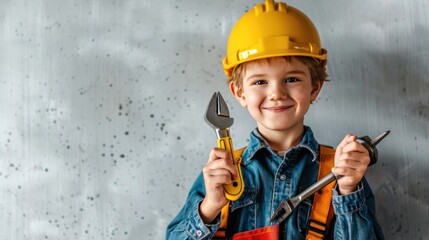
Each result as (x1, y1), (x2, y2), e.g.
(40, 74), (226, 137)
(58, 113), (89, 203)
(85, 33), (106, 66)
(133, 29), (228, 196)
(284, 77), (299, 83)
(254, 80), (267, 85)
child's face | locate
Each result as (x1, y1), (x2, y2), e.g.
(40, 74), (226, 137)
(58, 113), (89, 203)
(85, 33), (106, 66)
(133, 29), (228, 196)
(230, 58), (322, 136)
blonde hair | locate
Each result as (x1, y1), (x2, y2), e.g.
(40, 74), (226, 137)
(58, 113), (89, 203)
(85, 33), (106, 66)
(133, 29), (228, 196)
(230, 56), (327, 91)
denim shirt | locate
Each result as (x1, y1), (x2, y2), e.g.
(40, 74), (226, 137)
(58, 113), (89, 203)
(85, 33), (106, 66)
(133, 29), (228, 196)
(166, 126), (384, 239)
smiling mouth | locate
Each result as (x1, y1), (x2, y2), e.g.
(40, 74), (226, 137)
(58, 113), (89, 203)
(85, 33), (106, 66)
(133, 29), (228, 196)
(264, 106), (293, 112)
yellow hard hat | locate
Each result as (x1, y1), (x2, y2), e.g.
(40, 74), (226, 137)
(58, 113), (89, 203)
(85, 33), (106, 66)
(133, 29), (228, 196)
(222, 0), (327, 78)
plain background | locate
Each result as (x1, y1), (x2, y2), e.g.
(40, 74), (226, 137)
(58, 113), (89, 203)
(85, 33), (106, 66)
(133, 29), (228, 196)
(1, 0), (428, 239)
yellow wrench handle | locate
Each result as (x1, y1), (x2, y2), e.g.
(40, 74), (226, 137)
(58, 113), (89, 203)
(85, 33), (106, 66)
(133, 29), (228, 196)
(217, 137), (244, 201)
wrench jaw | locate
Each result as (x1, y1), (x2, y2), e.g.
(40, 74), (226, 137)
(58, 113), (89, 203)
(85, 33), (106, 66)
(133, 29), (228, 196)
(270, 196), (301, 225)
(270, 200), (293, 225)
(216, 91), (230, 118)
(204, 92), (234, 137)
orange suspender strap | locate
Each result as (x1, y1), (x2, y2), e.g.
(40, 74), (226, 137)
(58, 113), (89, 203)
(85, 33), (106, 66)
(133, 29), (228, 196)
(306, 145), (336, 240)
(214, 147), (246, 239)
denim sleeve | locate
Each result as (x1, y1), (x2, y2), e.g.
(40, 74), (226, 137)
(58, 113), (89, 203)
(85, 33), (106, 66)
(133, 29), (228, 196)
(331, 177), (385, 240)
(166, 173), (222, 240)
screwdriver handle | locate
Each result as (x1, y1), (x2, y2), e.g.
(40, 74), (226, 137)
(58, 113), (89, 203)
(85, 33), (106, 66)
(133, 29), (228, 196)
(217, 136), (244, 201)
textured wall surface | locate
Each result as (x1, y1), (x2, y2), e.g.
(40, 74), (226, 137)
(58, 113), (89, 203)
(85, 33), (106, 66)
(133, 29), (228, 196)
(1, 0), (428, 239)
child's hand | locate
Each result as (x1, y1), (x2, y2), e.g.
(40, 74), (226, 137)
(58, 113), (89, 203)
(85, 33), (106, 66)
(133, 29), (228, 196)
(199, 147), (237, 223)
(332, 134), (371, 195)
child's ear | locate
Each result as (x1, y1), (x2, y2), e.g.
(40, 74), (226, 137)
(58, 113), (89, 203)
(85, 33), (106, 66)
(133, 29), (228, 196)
(229, 81), (247, 107)
(310, 81), (324, 102)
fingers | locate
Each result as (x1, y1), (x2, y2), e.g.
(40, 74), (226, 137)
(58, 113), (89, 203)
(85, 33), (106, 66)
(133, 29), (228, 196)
(205, 147), (237, 183)
(342, 141), (369, 155)
(207, 147), (231, 163)
(332, 158), (368, 184)
(336, 134), (356, 152)
(336, 134), (370, 162)
(334, 134), (371, 195)
(202, 148), (237, 213)
(207, 148), (232, 164)
(336, 150), (370, 167)
(331, 167), (363, 189)
(332, 162), (367, 179)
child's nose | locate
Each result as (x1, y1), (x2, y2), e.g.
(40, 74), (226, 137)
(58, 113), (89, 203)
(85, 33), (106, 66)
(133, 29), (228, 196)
(268, 84), (287, 100)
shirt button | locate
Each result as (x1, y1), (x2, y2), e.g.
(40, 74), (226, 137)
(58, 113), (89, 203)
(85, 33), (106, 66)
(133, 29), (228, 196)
(280, 175), (286, 181)
(196, 230), (202, 236)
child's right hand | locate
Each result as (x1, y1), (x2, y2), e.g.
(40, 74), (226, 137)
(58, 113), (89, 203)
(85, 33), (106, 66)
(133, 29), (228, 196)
(199, 147), (237, 223)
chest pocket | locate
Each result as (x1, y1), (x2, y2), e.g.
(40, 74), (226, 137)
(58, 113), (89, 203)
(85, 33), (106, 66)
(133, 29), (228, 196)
(296, 192), (313, 234)
(227, 188), (258, 232)
(230, 188), (257, 212)
(295, 166), (317, 235)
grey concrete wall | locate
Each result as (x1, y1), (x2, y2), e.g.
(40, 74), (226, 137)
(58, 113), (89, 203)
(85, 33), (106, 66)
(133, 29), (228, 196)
(1, 0), (428, 239)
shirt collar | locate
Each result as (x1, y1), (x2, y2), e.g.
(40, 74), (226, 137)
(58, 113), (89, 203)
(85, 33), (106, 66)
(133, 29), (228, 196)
(242, 126), (319, 165)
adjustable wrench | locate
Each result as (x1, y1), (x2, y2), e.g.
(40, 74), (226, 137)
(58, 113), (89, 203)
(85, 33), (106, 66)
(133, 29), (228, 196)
(204, 92), (244, 201)
(270, 130), (390, 225)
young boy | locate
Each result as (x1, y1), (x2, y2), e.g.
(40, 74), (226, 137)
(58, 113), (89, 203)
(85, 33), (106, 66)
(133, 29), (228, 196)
(166, 0), (384, 239)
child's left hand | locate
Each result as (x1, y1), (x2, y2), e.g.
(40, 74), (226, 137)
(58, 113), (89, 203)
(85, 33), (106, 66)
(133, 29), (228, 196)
(332, 134), (371, 195)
